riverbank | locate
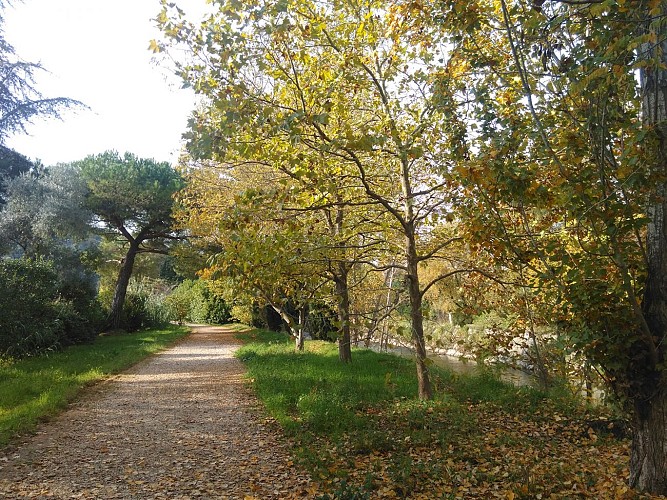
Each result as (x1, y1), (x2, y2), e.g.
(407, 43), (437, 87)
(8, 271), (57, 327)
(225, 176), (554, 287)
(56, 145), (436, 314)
(364, 339), (536, 387)
(236, 329), (649, 499)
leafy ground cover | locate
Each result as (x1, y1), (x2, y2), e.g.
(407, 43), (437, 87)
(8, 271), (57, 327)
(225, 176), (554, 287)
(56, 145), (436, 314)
(0, 325), (189, 446)
(236, 329), (660, 499)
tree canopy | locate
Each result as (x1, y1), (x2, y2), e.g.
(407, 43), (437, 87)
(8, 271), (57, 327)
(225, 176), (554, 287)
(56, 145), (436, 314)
(75, 151), (184, 330)
(0, 1), (83, 144)
(153, 0), (667, 493)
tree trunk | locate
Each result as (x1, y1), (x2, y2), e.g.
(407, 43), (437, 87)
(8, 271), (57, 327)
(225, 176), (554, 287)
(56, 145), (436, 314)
(405, 230), (433, 400)
(630, 387), (667, 493)
(634, 179), (667, 493)
(296, 328), (304, 350)
(271, 304), (304, 351)
(297, 308), (306, 351)
(633, 6), (667, 494)
(335, 265), (352, 363)
(109, 240), (140, 330)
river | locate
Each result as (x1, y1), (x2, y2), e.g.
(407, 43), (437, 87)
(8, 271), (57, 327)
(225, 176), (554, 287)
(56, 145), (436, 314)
(364, 341), (538, 388)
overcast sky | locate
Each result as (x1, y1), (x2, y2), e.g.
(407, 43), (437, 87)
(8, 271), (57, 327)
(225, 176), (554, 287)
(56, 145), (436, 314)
(4, 0), (204, 166)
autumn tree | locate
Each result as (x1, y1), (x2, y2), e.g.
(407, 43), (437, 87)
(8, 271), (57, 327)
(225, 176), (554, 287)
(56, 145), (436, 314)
(425, 0), (666, 492)
(175, 154), (377, 357)
(75, 151), (184, 330)
(157, 0), (467, 398)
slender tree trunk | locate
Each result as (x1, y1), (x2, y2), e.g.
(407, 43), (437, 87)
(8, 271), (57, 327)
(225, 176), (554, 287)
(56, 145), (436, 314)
(335, 264), (352, 363)
(295, 332), (304, 350)
(398, 142), (433, 398)
(405, 229), (433, 400)
(271, 304), (304, 351)
(330, 205), (352, 362)
(109, 240), (140, 330)
(632, 7), (667, 494)
(297, 308), (306, 351)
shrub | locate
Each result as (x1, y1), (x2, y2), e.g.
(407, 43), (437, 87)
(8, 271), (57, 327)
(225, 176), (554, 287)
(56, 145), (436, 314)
(119, 278), (172, 332)
(306, 303), (337, 341)
(203, 290), (232, 324)
(166, 279), (232, 325)
(0, 258), (61, 357)
(53, 299), (103, 346)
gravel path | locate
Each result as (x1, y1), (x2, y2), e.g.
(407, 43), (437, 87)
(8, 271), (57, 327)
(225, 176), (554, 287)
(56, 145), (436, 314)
(0, 325), (312, 499)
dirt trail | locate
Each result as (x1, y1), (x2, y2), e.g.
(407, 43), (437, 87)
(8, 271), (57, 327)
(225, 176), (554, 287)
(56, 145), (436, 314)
(0, 325), (312, 499)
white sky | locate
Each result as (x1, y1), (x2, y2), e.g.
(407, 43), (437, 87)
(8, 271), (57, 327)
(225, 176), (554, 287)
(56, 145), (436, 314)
(4, 0), (205, 166)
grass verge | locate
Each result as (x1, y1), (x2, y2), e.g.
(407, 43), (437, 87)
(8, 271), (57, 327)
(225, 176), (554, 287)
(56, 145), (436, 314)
(237, 329), (639, 499)
(0, 324), (189, 447)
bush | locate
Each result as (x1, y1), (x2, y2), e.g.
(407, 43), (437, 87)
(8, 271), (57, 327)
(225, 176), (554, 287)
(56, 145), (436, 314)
(54, 299), (103, 346)
(0, 258), (62, 357)
(306, 303), (337, 341)
(0, 258), (105, 357)
(203, 290), (232, 324)
(166, 279), (232, 325)
(119, 278), (172, 332)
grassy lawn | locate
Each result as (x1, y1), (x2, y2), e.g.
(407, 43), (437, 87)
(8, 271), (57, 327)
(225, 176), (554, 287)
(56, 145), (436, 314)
(236, 329), (640, 499)
(0, 324), (189, 447)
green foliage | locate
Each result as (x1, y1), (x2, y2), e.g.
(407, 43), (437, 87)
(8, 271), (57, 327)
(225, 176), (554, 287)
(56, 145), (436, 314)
(0, 163), (93, 258)
(52, 299), (104, 346)
(306, 303), (338, 341)
(0, 258), (101, 357)
(73, 151), (184, 329)
(0, 325), (189, 446)
(0, 258), (61, 357)
(0, 146), (33, 206)
(166, 279), (232, 325)
(119, 279), (172, 332)
(77, 151), (183, 235)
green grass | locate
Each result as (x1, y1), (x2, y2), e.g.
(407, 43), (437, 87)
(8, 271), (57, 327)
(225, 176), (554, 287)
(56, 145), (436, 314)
(235, 329), (554, 436)
(234, 329), (626, 497)
(236, 329), (431, 435)
(0, 324), (189, 446)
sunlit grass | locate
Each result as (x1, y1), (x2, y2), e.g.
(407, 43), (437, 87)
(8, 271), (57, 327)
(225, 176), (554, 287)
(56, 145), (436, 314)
(234, 328), (621, 497)
(235, 328), (556, 437)
(236, 329), (426, 435)
(0, 325), (189, 446)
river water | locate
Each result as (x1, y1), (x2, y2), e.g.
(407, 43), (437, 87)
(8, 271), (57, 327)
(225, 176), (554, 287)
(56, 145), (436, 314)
(364, 341), (537, 388)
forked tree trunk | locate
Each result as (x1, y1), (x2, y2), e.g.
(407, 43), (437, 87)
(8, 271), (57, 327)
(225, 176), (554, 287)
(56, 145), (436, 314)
(109, 240), (140, 330)
(271, 304), (305, 351)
